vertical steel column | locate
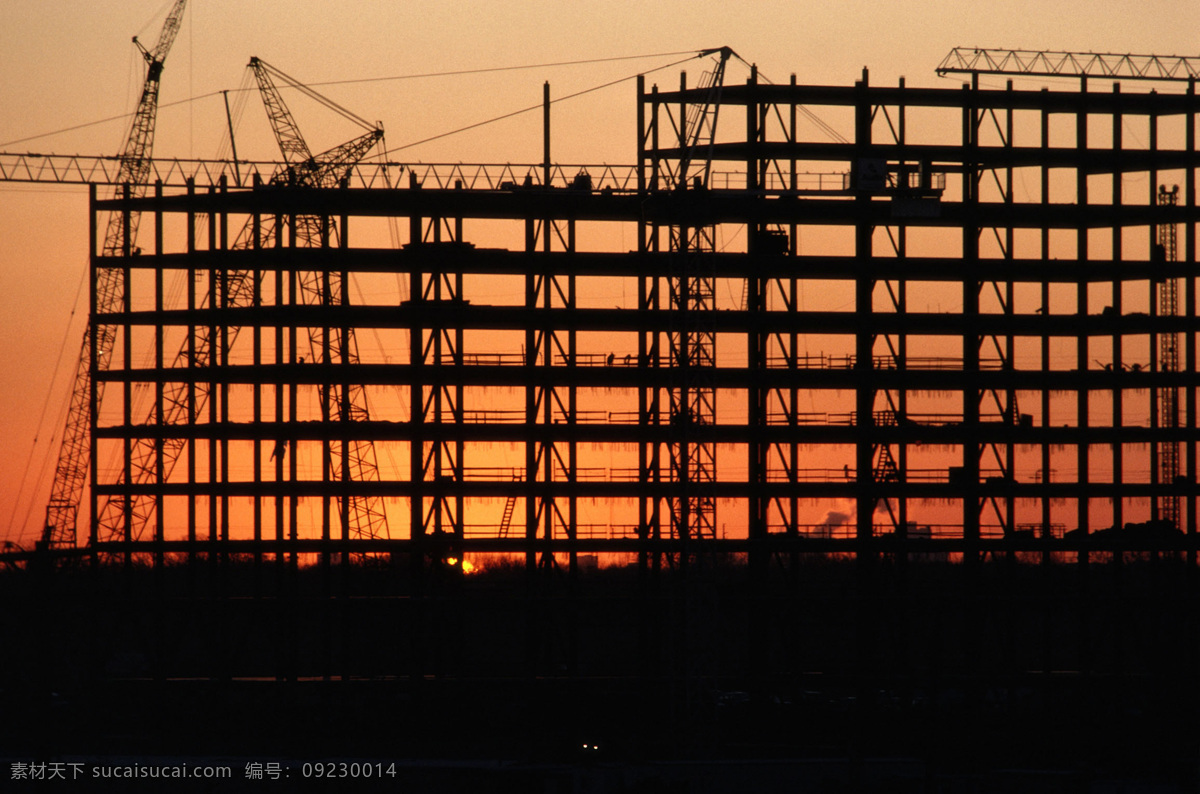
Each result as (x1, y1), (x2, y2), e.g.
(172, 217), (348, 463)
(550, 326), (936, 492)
(218, 177), (230, 547)
(186, 179), (197, 555)
(788, 76), (801, 552)
(1039, 98), (1053, 557)
(206, 185), (219, 549)
(408, 170), (424, 557)
(961, 78), (981, 560)
(744, 69), (769, 685)
(121, 182), (134, 563)
(852, 70), (879, 683)
(251, 175), (263, 570)
(639, 82), (665, 575)
(1075, 78), (1093, 677)
(407, 179), (427, 679)
(1076, 82), (1091, 547)
(87, 184), (100, 557)
(1110, 85), (1125, 534)
(273, 191), (286, 567)
(960, 77), (982, 681)
(746, 68), (765, 555)
(636, 75), (665, 677)
(321, 220), (333, 567)
(1185, 78), (1197, 546)
(853, 71), (876, 549)
(897, 78), (910, 541)
(338, 207), (352, 571)
(1003, 82), (1017, 541)
(153, 182), (165, 564)
(287, 213), (299, 561)
(523, 212), (538, 577)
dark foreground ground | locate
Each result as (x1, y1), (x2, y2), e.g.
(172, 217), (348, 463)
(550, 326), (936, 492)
(3, 673), (1196, 792)
(2, 554), (1198, 791)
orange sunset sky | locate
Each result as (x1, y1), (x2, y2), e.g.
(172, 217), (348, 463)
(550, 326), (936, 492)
(1, 1), (1197, 548)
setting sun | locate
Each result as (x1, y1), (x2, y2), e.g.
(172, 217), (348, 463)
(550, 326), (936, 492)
(445, 557), (480, 574)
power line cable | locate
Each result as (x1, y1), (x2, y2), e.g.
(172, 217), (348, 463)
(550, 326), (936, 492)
(1, 50), (705, 149)
(0, 92), (224, 148)
(5, 264), (89, 545)
(385, 53), (701, 154)
(308, 50), (702, 88)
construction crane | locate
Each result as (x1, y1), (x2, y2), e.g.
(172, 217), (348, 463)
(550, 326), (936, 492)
(245, 57), (390, 542)
(88, 57), (390, 547)
(662, 46), (733, 546)
(247, 57), (383, 189)
(667, 46), (733, 192)
(41, 0), (188, 549)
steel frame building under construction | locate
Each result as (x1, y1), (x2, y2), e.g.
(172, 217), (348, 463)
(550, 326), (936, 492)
(6, 54), (1200, 770)
(78, 65), (1200, 554)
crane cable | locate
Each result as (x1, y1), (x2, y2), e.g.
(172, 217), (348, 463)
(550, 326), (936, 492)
(4, 266), (90, 545)
(383, 51), (709, 154)
(310, 49), (703, 88)
(1, 50), (708, 149)
(750, 63), (849, 145)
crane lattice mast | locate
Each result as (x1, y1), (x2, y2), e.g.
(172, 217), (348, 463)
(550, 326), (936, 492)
(664, 47), (733, 546)
(1158, 185), (1181, 528)
(42, 0), (188, 549)
(247, 57), (390, 542)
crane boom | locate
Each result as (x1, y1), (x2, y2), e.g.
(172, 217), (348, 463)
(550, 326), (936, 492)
(139, 1), (188, 66)
(249, 57), (382, 187)
(937, 48), (1200, 82)
(0, 151), (410, 188)
(42, 0), (187, 549)
(249, 57), (313, 166)
(107, 0), (189, 251)
(672, 46), (733, 191)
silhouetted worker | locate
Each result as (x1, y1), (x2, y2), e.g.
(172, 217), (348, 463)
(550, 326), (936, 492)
(623, 354), (631, 366)
(607, 353), (615, 366)
(271, 439), (288, 461)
